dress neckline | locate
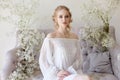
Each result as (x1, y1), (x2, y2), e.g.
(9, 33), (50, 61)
(45, 37), (79, 41)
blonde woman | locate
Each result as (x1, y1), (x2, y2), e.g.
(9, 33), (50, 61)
(39, 5), (91, 80)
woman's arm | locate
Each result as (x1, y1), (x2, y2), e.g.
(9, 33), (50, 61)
(39, 38), (60, 80)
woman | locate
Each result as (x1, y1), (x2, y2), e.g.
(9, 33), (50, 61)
(39, 5), (90, 80)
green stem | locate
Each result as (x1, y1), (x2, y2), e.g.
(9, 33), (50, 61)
(99, 15), (109, 33)
(103, 23), (109, 33)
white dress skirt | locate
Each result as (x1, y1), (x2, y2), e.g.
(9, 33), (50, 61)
(39, 37), (86, 80)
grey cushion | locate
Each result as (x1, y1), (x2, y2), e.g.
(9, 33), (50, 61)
(80, 40), (113, 74)
(80, 40), (118, 80)
(88, 51), (113, 74)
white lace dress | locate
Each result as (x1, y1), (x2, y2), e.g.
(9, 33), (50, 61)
(39, 38), (83, 80)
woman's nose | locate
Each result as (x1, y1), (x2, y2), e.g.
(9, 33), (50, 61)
(62, 17), (66, 21)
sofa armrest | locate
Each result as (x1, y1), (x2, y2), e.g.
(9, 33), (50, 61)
(109, 44), (120, 80)
(0, 47), (18, 80)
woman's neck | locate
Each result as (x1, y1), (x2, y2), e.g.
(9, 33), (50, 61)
(57, 27), (69, 35)
(57, 27), (70, 38)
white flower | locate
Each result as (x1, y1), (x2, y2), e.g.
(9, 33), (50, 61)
(7, 22), (45, 80)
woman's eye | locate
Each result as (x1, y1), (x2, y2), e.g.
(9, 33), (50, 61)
(58, 15), (69, 18)
(65, 15), (69, 18)
(59, 15), (63, 18)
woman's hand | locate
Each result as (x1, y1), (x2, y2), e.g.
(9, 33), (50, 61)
(89, 75), (92, 80)
(57, 70), (70, 80)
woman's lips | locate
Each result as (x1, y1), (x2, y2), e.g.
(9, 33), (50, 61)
(63, 22), (67, 24)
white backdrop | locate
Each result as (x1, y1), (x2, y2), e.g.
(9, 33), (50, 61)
(38, 0), (84, 29)
(0, 0), (120, 70)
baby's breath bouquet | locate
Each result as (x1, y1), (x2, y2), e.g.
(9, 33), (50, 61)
(0, 0), (41, 29)
(7, 29), (45, 80)
(79, 0), (120, 50)
(1, 0), (44, 80)
(80, 27), (115, 51)
(79, 0), (120, 30)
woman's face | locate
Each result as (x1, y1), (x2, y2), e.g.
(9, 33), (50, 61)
(55, 9), (71, 28)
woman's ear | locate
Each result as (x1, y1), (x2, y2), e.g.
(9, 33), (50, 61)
(54, 18), (58, 24)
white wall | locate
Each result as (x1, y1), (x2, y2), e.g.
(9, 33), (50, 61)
(38, 0), (84, 29)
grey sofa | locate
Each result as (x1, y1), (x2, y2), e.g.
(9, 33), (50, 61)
(80, 39), (120, 80)
(0, 28), (120, 80)
(80, 26), (120, 80)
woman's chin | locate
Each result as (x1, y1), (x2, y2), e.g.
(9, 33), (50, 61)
(62, 24), (68, 28)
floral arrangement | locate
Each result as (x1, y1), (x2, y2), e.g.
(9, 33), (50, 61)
(80, 27), (115, 51)
(0, 0), (45, 80)
(79, 0), (120, 50)
(79, 0), (120, 30)
(7, 29), (45, 80)
(0, 0), (41, 29)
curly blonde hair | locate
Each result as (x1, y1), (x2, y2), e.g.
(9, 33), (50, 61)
(52, 5), (72, 30)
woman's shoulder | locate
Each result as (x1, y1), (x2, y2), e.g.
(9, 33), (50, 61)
(46, 32), (57, 38)
(46, 31), (79, 39)
(70, 32), (79, 39)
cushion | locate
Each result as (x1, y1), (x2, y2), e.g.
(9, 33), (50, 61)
(88, 51), (113, 74)
(80, 40), (113, 74)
